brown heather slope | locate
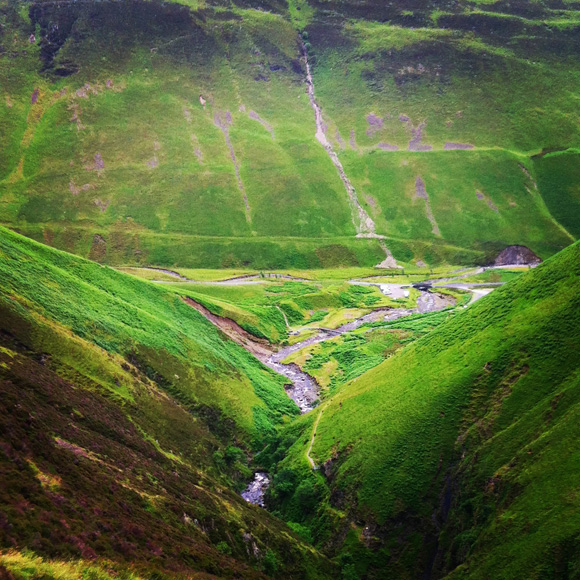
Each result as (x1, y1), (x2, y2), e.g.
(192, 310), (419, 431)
(0, 309), (334, 579)
(0, 226), (335, 579)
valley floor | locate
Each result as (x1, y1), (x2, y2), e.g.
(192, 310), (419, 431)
(126, 263), (525, 414)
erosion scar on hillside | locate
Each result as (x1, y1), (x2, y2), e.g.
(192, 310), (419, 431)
(214, 111), (252, 225)
(415, 177), (441, 236)
(301, 42), (398, 267)
(302, 44), (373, 235)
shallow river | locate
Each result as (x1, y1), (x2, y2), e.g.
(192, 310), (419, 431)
(262, 289), (454, 415)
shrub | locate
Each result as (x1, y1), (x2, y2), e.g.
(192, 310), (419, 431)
(287, 522), (313, 543)
(216, 541), (232, 556)
(262, 549), (278, 576)
(295, 479), (319, 512)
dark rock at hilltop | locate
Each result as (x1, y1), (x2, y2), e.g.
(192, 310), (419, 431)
(494, 245), (542, 266)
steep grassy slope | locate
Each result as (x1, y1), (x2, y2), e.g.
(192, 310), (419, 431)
(1, 0), (579, 267)
(306, 2), (580, 259)
(267, 240), (580, 578)
(0, 336), (331, 579)
(170, 278), (418, 343)
(0, 0), (382, 267)
(0, 226), (297, 443)
(0, 228), (341, 577)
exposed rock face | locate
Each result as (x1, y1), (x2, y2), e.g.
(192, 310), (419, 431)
(88, 233), (106, 262)
(213, 111), (251, 223)
(248, 110), (274, 139)
(494, 245), (542, 266)
(409, 122), (432, 151)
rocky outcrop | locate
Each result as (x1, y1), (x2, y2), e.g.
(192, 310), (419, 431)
(494, 245), (542, 266)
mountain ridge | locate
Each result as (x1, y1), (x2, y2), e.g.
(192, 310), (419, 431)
(2, 0), (579, 268)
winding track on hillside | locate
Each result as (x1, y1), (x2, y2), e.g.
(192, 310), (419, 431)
(307, 405), (326, 469)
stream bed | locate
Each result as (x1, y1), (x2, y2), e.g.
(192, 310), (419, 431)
(240, 287), (476, 505)
(262, 294), (454, 414)
(241, 472), (270, 507)
(264, 310), (393, 413)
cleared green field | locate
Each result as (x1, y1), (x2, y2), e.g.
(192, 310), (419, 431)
(443, 267), (526, 284)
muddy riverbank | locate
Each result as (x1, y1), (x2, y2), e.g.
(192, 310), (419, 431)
(184, 287), (456, 414)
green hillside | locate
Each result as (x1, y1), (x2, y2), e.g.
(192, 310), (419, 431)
(267, 239), (580, 578)
(4, 214), (579, 579)
(1, 0), (579, 268)
(0, 225), (299, 442)
(0, 225), (341, 578)
(2, 1), (580, 578)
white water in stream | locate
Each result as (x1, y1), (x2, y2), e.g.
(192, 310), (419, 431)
(302, 44), (399, 269)
(241, 472), (270, 507)
(302, 44), (375, 236)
